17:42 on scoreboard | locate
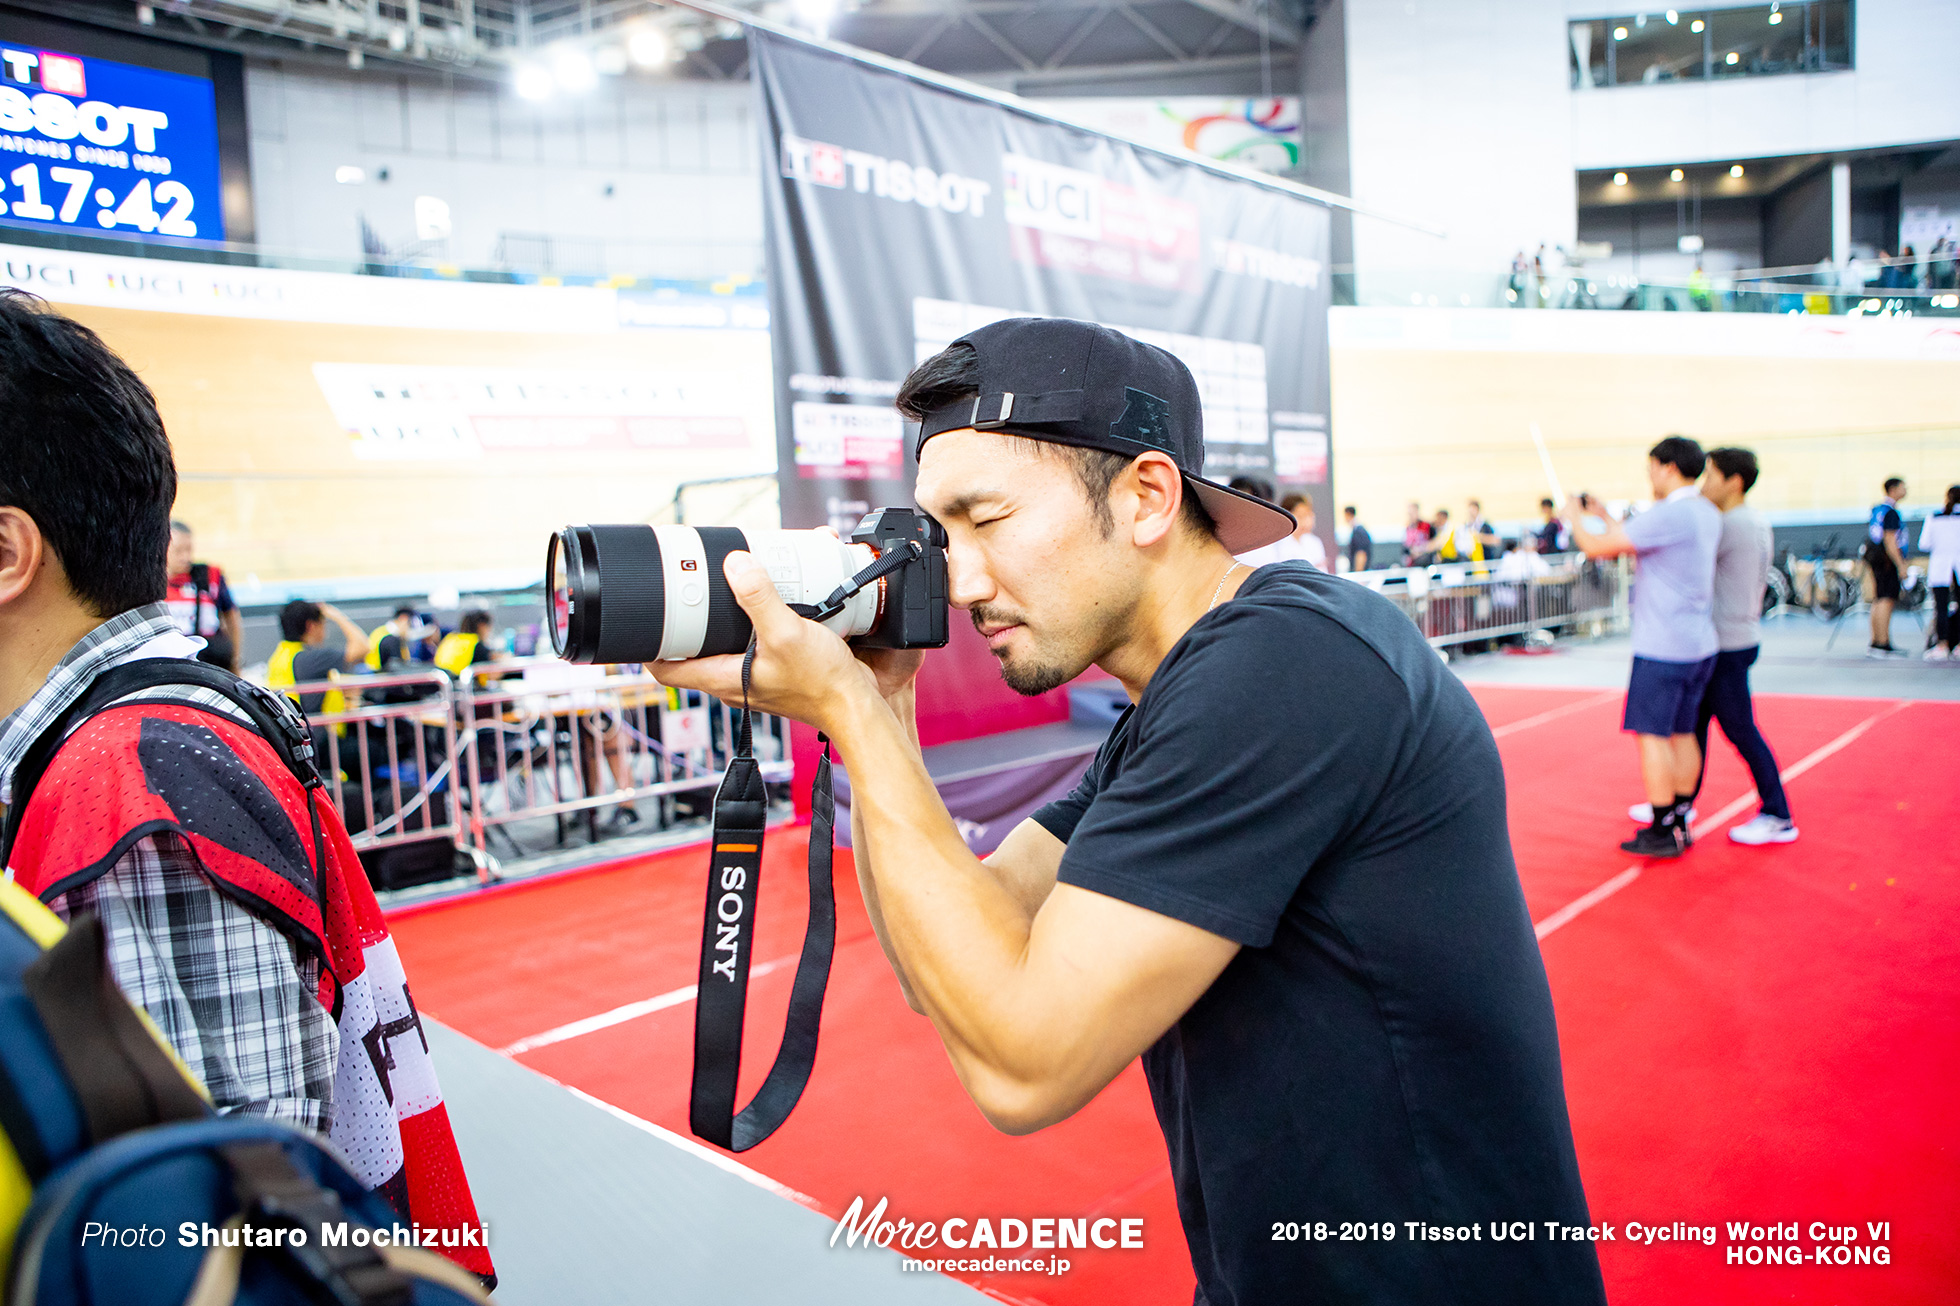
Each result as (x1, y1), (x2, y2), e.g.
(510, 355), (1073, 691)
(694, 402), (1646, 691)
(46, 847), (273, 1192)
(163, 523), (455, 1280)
(5, 163), (198, 235)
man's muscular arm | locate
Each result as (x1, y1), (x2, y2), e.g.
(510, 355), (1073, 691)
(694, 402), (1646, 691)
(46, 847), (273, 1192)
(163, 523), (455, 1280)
(660, 556), (1238, 1134)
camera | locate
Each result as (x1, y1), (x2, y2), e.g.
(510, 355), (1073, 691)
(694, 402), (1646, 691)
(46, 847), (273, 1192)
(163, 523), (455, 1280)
(546, 508), (949, 664)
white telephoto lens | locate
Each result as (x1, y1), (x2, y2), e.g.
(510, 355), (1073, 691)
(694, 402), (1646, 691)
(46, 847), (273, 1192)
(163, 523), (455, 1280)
(745, 530), (882, 640)
(651, 526), (882, 660)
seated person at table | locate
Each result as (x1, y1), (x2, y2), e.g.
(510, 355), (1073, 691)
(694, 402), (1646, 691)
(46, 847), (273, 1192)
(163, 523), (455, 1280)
(366, 604), (420, 670)
(435, 608), (504, 683)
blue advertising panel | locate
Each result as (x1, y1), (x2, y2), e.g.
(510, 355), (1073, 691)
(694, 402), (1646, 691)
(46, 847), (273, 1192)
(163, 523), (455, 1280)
(0, 40), (224, 241)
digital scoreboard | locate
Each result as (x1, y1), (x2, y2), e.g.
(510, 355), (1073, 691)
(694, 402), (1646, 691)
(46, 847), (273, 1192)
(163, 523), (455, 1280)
(0, 39), (225, 241)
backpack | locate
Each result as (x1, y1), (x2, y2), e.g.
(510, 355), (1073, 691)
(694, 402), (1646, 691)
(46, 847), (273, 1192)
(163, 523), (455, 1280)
(0, 883), (488, 1305)
(0, 658), (493, 1305)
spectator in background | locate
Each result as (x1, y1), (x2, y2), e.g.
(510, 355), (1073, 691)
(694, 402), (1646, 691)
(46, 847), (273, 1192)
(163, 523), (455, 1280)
(1563, 436), (1720, 858)
(268, 599), (369, 718)
(1237, 494), (1324, 571)
(1465, 499), (1502, 556)
(1921, 485), (1960, 661)
(365, 604), (419, 670)
(1402, 501), (1432, 565)
(1534, 498), (1566, 554)
(1344, 506), (1373, 571)
(163, 520), (242, 671)
(1864, 477), (1909, 657)
(1672, 447), (1797, 846)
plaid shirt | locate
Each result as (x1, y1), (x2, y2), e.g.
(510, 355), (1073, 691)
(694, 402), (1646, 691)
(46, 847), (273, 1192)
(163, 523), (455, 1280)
(1, 605), (338, 1130)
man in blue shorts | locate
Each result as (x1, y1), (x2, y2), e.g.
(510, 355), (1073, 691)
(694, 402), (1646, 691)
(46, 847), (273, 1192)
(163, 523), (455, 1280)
(1565, 436), (1721, 857)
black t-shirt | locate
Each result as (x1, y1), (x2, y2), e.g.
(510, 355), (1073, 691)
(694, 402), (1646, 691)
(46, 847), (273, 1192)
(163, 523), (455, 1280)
(1033, 564), (1603, 1306)
(290, 645), (343, 716)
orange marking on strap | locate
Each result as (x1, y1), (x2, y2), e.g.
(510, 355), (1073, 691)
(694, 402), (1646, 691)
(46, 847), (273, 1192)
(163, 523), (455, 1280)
(715, 843), (758, 853)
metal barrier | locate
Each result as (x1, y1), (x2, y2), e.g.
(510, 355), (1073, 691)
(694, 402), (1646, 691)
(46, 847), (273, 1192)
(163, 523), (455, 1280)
(284, 660), (792, 883)
(1348, 553), (1629, 649)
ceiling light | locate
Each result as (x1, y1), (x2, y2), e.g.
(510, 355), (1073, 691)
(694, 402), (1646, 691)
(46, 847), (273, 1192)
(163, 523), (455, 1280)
(1691, 18), (1704, 31)
(1670, 168), (1684, 181)
(1613, 172), (1629, 186)
(1635, 13), (1647, 26)
(514, 64), (553, 100)
(551, 47), (598, 92)
(1769, 11), (1782, 22)
(1613, 25), (1628, 39)
(334, 165), (366, 185)
(1725, 51), (1740, 64)
(1729, 164), (1744, 177)
(628, 27), (670, 66)
(1665, 8), (1678, 22)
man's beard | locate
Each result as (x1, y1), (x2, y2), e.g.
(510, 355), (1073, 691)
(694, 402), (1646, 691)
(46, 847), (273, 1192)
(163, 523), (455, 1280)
(971, 605), (1104, 697)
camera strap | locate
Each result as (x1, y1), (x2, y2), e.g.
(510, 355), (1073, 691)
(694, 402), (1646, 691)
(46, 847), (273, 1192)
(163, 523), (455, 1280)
(689, 640), (838, 1152)
(789, 539), (922, 626)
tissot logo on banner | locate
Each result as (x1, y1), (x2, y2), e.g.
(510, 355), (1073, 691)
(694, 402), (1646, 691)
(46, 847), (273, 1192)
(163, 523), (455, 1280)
(780, 132), (992, 217)
(754, 28), (1333, 536)
(0, 40), (223, 240)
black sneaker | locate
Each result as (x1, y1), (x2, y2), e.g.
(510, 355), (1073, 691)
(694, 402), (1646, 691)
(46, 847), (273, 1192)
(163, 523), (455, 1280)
(1620, 825), (1686, 858)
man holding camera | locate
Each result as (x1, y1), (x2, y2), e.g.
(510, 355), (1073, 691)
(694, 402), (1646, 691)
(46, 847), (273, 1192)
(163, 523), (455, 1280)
(661, 319), (1603, 1304)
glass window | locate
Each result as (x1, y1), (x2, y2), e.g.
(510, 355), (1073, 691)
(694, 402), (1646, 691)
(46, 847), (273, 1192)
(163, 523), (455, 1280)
(1616, 11), (1708, 83)
(1570, 3), (1853, 87)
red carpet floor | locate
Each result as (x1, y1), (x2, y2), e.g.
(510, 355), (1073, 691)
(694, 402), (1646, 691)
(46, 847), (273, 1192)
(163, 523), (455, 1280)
(390, 688), (1960, 1304)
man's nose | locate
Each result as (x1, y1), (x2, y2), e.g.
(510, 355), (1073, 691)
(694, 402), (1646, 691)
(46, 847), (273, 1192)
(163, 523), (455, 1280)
(945, 542), (994, 611)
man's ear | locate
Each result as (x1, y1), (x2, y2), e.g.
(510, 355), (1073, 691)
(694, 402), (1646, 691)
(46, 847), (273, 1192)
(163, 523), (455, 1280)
(0, 507), (47, 608)
(1125, 453), (1186, 549)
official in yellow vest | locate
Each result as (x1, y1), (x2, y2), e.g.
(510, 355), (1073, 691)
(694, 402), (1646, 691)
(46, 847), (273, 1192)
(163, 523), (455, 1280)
(365, 604), (420, 670)
(266, 599), (370, 720)
(435, 609), (501, 682)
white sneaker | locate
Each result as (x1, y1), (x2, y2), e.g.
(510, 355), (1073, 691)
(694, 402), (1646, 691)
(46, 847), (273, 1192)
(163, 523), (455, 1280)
(1729, 814), (1799, 845)
(1926, 646), (1951, 662)
(1629, 802), (1698, 824)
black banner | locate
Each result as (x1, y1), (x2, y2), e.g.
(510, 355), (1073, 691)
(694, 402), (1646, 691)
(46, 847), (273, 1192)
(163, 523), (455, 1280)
(753, 31), (1334, 549)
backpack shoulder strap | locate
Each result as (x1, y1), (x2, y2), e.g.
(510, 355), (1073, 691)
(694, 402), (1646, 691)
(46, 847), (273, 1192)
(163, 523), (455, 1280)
(2, 659), (325, 876)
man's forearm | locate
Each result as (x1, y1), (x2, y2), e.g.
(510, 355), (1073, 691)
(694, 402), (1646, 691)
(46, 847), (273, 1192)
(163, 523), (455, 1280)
(851, 687), (927, 1012)
(830, 686), (1048, 1083)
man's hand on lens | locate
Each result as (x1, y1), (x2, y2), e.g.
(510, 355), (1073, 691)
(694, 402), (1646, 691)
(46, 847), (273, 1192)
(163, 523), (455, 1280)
(652, 550), (880, 732)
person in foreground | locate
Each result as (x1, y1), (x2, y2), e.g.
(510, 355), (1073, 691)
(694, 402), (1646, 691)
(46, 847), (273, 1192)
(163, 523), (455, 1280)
(0, 290), (491, 1282)
(1564, 437), (1720, 858)
(659, 318), (1604, 1304)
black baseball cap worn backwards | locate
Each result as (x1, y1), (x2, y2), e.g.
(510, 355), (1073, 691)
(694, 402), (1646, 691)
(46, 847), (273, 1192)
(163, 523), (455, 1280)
(914, 317), (1296, 554)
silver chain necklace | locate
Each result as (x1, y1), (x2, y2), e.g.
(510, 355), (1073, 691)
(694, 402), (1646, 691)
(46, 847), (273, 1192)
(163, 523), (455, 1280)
(1208, 561), (1245, 611)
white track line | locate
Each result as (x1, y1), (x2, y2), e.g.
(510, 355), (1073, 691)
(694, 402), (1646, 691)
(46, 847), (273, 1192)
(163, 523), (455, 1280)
(500, 953), (798, 1055)
(1532, 699), (1913, 942)
(1491, 689), (1622, 739)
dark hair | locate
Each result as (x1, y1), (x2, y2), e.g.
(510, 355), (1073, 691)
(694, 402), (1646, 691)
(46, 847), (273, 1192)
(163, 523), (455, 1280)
(460, 608), (493, 635)
(897, 341), (1216, 541)
(0, 290), (176, 616)
(280, 600), (322, 641)
(1706, 447), (1759, 492)
(1227, 476), (1276, 503)
(394, 604), (417, 619)
(1279, 492), (1311, 514)
(1649, 435), (1706, 480)
(1884, 477), (1905, 495)
(1942, 485), (1959, 515)
(170, 519), (192, 536)
(1540, 497), (1556, 510)
(1343, 504), (1357, 516)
